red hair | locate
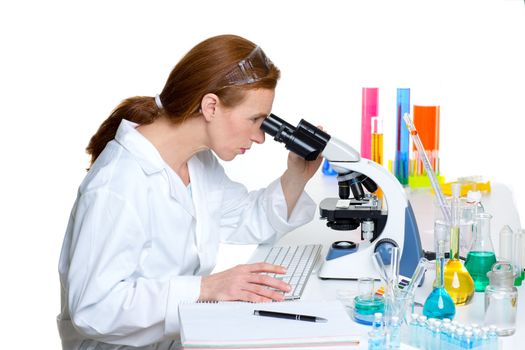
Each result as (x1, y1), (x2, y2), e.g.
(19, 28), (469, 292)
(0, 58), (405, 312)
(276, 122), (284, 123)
(86, 34), (280, 165)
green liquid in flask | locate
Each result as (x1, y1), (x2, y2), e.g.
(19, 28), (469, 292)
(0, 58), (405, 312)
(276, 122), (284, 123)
(465, 251), (497, 292)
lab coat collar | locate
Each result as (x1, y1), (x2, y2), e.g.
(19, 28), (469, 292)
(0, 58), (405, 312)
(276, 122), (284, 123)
(114, 119), (166, 175)
(115, 119), (198, 217)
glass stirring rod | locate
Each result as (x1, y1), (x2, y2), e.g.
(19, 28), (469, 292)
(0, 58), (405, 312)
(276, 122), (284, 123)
(403, 113), (451, 224)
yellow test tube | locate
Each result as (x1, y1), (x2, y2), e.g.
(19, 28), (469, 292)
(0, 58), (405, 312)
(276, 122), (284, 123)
(371, 117), (383, 199)
(371, 116), (383, 165)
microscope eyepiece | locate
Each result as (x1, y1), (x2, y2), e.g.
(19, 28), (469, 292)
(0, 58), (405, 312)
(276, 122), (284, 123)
(260, 114), (296, 143)
(261, 113), (331, 161)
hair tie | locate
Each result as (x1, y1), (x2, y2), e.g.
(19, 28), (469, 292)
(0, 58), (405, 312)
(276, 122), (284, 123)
(154, 94), (163, 109)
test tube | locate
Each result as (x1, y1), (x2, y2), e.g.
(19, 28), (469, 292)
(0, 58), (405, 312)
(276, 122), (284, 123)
(390, 246), (400, 286)
(514, 229), (525, 283)
(395, 88), (410, 185)
(361, 87), (378, 159)
(499, 225), (513, 261)
(371, 116), (383, 165)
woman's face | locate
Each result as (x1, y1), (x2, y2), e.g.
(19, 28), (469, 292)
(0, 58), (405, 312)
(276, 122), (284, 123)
(209, 88), (275, 161)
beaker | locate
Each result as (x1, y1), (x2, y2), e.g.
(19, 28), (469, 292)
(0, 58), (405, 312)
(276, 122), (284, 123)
(433, 196), (476, 258)
(351, 277), (384, 325)
(465, 213), (497, 292)
(384, 286), (414, 330)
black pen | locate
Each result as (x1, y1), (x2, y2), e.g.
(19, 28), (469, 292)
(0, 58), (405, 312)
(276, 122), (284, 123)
(253, 309), (328, 323)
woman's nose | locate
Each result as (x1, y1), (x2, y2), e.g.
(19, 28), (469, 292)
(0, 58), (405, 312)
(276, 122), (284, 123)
(252, 128), (265, 144)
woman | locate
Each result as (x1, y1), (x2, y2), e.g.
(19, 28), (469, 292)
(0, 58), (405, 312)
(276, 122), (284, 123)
(57, 34), (322, 349)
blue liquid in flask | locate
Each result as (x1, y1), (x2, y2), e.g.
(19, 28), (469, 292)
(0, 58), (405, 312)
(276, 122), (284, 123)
(423, 253), (456, 320)
(423, 286), (456, 320)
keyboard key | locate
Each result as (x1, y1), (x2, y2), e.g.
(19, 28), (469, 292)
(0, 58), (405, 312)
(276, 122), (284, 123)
(261, 244), (321, 300)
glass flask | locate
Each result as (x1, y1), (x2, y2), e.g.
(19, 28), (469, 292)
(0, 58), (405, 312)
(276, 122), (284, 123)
(484, 262), (518, 336)
(465, 213), (497, 292)
(444, 184), (474, 305)
(423, 220), (456, 319)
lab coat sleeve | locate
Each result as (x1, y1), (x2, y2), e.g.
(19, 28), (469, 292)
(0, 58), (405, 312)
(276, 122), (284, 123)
(66, 189), (200, 346)
(218, 175), (317, 244)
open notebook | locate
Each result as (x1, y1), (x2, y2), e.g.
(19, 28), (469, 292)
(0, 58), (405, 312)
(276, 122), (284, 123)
(178, 300), (360, 349)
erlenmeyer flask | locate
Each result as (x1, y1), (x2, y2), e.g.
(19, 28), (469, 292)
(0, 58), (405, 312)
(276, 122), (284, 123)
(465, 213), (497, 291)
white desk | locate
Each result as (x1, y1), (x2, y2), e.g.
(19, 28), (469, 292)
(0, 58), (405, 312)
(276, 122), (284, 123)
(215, 173), (523, 348)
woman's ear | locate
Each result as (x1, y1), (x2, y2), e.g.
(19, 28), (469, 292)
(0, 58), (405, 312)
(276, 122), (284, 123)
(201, 93), (219, 122)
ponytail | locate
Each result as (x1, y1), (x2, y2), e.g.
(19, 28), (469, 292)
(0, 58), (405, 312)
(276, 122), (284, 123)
(86, 96), (160, 166)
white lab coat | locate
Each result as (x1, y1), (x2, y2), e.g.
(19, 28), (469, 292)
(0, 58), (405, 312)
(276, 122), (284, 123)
(57, 120), (316, 350)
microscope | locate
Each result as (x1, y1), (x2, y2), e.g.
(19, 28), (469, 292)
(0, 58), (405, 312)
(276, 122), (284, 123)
(261, 114), (424, 280)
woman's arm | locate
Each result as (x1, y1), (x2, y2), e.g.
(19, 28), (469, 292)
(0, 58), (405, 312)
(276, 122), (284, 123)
(280, 152), (323, 219)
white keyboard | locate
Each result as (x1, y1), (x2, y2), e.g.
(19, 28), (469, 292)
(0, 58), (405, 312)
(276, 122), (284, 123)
(262, 244), (322, 300)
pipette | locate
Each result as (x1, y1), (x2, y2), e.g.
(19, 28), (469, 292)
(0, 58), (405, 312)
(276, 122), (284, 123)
(403, 113), (451, 224)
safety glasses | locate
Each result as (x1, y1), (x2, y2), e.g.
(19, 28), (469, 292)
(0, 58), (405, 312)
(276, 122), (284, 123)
(223, 46), (274, 86)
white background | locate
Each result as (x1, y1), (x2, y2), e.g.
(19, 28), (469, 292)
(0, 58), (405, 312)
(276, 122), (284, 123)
(1, 0), (524, 348)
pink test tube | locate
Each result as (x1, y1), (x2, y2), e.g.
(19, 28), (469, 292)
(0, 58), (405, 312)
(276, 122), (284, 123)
(361, 88), (379, 159)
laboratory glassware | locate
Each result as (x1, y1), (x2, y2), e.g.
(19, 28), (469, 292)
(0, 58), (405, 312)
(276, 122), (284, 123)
(371, 116), (383, 166)
(352, 277), (384, 325)
(361, 87), (378, 159)
(412, 105), (440, 176)
(513, 229), (525, 286)
(404, 113), (450, 223)
(498, 225), (513, 262)
(444, 184), (474, 305)
(465, 213), (497, 292)
(394, 88), (410, 185)
(423, 220), (456, 319)
(368, 312), (386, 349)
(484, 262), (518, 336)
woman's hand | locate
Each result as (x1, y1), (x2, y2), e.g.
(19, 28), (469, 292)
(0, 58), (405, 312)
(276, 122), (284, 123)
(285, 152), (324, 184)
(199, 263), (290, 303)
(284, 124), (325, 183)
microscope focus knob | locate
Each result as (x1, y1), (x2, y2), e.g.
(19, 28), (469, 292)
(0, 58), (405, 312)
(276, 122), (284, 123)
(374, 238), (399, 265)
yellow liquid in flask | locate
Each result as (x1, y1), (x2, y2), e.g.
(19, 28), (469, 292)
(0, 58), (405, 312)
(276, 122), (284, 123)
(444, 226), (474, 305)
